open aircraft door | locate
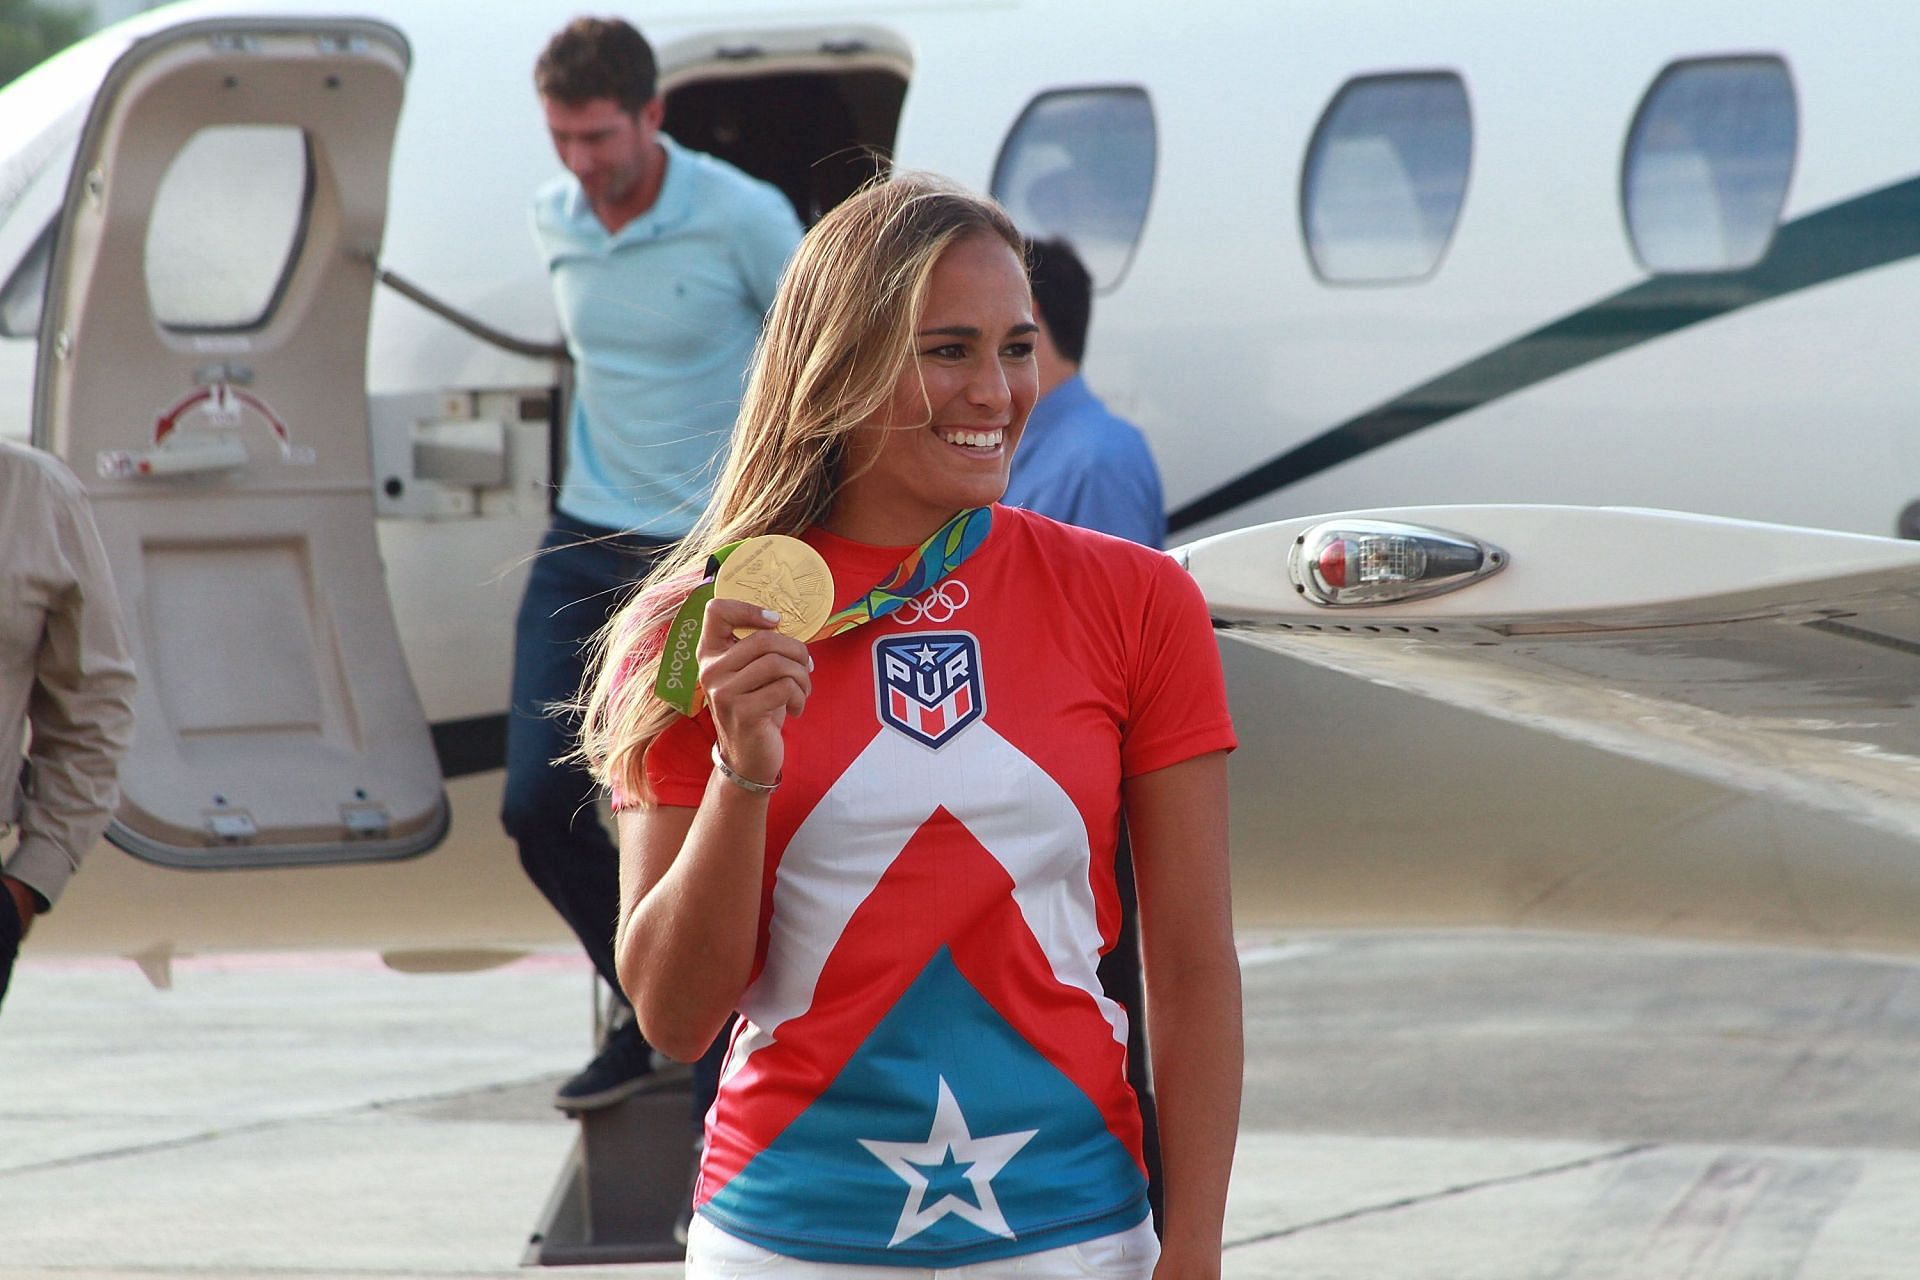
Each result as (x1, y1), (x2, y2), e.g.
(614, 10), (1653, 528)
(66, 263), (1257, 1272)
(32, 19), (448, 868)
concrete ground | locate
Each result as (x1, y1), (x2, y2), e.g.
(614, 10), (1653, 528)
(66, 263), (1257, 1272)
(3, 931), (1918, 1278)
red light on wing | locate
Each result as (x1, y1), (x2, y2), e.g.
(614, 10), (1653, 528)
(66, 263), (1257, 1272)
(1317, 539), (1348, 589)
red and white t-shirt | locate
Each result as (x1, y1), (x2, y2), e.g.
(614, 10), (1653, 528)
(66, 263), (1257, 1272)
(643, 506), (1235, 1267)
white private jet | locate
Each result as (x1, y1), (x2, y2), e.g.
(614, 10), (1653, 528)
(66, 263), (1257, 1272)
(3, 0), (1920, 983)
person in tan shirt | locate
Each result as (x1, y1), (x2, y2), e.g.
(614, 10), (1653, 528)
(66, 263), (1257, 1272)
(1, 439), (135, 1012)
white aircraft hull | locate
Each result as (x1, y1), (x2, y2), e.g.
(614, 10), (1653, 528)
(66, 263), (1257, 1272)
(3, 0), (1919, 966)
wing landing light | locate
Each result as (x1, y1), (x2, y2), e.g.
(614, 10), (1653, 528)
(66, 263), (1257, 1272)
(1289, 518), (1506, 607)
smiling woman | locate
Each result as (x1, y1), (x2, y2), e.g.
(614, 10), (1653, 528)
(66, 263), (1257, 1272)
(575, 173), (1243, 1280)
(826, 232), (1040, 546)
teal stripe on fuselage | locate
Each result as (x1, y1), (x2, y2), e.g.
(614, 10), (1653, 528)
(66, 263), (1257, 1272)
(1168, 175), (1920, 533)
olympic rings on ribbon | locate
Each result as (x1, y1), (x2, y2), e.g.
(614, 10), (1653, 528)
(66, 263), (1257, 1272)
(895, 580), (970, 625)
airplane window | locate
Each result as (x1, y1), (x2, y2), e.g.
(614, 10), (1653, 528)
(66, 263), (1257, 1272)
(1301, 72), (1472, 284)
(991, 87), (1156, 292)
(0, 123), (82, 341)
(144, 125), (312, 332)
(1622, 57), (1796, 274)
(0, 222), (53, 338)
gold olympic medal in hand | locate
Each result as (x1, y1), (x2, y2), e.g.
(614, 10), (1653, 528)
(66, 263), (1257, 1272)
(714, 535), (834, 642)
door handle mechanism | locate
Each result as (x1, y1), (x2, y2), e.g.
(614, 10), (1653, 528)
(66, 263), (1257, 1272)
(98, 435), (249, 479)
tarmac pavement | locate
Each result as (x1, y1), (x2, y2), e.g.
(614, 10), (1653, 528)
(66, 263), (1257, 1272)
(3, 932), (1918, 1278)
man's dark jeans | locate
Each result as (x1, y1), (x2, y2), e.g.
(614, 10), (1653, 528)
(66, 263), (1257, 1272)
(501, 514), (726, 1107)
(502, 514), (671, 1002)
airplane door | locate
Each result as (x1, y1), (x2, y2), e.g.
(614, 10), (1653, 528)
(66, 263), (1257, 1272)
(32, 19), (448, 868)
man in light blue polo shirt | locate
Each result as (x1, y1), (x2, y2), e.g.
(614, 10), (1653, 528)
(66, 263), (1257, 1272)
(504, 16), (801, 1113)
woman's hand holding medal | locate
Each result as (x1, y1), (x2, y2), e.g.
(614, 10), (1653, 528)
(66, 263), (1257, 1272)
(698, 536), (833, 791)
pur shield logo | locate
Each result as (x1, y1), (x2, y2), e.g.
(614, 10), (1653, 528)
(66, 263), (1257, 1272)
(874, 633), (984, 749)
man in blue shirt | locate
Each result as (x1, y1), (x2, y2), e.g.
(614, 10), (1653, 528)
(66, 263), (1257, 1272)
(506, 17), (801, 1111)
(1002, 238), (1166, 548)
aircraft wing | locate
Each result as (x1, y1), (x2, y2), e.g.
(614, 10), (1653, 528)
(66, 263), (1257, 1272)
(1180, 507), (1920, 950)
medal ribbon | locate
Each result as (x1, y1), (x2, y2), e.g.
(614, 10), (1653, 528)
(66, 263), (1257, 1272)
(653, 506), (992, 715)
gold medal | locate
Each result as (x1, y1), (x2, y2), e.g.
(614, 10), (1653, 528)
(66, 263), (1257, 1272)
(713, 535), (834, 642)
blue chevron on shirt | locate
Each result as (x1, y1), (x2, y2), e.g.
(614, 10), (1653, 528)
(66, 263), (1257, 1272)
(700, 947), (1149, 1266)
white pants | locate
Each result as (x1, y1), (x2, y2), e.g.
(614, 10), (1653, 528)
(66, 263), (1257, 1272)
(685, 1214), (1160, 1279)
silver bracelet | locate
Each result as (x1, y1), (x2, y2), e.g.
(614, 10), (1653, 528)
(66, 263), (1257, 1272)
(711, 742), (780, 795)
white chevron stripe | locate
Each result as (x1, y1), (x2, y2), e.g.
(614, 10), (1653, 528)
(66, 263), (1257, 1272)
(735, 720), (1128, 1064)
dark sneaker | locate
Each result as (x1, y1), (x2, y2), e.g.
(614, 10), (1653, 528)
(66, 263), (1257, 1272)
(552, 1019), (690, 1112)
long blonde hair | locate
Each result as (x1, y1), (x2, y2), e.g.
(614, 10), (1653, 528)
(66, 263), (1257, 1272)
(578, 173), (1024, 805)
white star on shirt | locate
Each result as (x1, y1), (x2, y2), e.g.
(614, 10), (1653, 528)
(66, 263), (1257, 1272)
(858, 1076), (1038, 1246)
(913, 642), (939, 665)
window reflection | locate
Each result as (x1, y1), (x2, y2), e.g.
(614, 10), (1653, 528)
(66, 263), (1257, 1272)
(0, 222), (53, 337)
(0, 123), (81, 340)
(145, 125), (312, 332)
(1302, 72), (1473, 284)
(991, 88), (1156, 291)
(1623, 57), (1797, 274)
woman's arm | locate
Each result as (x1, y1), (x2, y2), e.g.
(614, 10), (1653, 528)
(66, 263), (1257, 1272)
(615, 784), (761, 1060)
(1126, 750), (1241, 1279)
(613, 596), (812, 1061)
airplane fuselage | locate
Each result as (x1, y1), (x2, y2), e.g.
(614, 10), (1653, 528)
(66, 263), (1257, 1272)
(4, 0), (1918, 963)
